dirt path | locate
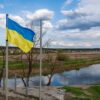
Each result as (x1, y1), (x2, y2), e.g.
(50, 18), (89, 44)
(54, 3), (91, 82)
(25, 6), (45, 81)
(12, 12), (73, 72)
(0, 88), (36, 100)
(0, 87), (64, 100)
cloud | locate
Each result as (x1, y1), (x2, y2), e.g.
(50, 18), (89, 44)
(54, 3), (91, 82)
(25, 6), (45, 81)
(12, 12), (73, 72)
(22, 9), (54, 32)
(56, 18), (100, 30)
(44, 25), (100, 48)
(65, 27), (100, 40)
(0, 4), (4, 9)
(65, 0), (74, 5)
(43, 21), (53, 29)
(51, 41), (92, 48)
(0, 13), (5, 29)
(61, 10), (86, 19)
(0, 14), (26, 29)
(62, 0), (76, 10)
(50, 0), (100, 48)
(59, 0), (100, 31)
(24, 9), (54, 20)
(9, 15), (26, 26)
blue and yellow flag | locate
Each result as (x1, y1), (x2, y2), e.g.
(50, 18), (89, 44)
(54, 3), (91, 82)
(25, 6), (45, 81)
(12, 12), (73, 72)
(6, 17), (35, 53)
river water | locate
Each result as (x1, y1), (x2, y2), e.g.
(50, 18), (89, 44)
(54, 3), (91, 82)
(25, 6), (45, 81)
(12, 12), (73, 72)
(51, 64), (100, 86)
(1, 64), (100, 88)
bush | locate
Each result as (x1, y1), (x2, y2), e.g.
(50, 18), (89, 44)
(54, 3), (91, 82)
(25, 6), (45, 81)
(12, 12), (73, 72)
(56, 53), (69, 61)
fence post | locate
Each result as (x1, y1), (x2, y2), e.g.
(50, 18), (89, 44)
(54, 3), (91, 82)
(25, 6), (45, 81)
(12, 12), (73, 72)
(3, 68), (5, 90)
(25, 79), (28, 96)
(26, 86), (28, 96)
(14, 74), (16, 91)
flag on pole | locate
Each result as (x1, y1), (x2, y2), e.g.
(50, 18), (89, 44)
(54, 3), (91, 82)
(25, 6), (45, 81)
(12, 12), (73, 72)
(6, 17), (35, 53)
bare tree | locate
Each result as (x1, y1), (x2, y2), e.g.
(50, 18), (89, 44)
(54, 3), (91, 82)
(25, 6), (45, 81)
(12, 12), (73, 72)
(43, 39), (57, 86)
(0, 46), (5, 87)
(18, 21), (41, 87)
(19, 20), (54, 87)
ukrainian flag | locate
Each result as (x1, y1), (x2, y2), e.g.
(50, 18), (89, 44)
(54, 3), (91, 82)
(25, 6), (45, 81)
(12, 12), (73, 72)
(6, 17), (35, 53)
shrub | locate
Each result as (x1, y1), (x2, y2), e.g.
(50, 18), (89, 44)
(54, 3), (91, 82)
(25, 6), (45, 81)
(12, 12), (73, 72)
(56, 53), (69, 61)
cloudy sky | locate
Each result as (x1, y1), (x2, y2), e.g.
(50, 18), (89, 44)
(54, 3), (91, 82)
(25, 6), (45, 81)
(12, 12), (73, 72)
(0, 0), (100, 48)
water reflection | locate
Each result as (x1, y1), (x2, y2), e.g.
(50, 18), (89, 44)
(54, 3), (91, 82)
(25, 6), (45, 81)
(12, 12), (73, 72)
(1, 64), (100, 87)
(51, 64), (100, 86)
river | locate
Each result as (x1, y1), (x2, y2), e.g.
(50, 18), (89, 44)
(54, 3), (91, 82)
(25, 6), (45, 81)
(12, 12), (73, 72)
(1, 64), (100, 88)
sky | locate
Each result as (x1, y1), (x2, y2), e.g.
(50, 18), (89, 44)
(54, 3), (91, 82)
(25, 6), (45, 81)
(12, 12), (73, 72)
(0, 0), (100, 48)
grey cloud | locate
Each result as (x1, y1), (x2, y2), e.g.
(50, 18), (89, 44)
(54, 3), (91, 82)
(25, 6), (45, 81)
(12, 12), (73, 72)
(59, 0), (100, 31)
(61, 10), (86, 19)
(57, 20), (100, 30)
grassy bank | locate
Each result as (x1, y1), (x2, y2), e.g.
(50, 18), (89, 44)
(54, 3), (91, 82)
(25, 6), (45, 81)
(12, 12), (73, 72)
(0, 56), (100, 76)
(63, 85), (100, 100)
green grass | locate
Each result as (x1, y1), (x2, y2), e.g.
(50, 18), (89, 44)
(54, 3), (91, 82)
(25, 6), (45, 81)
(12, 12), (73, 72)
(64, 59), (86, 65)
(0, 59), (27, 69)
(0, 57), (100, 70)
(65, 97), (91, 100)
(0, 59), (50, 69)
(64, 86), (86, 96)
(0, 60), (3, 65)
(9, 61), (27, 69)
(88, 85), (100, 96)
(64, 85), (100, 100)
(87, 86), (100, 100)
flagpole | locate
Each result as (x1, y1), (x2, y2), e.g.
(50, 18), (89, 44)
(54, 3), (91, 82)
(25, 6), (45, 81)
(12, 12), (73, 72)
(39, 20), (42, 100)
(5, 14), (8, 100)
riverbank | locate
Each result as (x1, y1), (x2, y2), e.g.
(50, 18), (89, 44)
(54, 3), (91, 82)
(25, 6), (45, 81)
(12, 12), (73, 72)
(8, 58), (100, 77)
(0, 85), (100, 100)
(64, 85), (100, 100)
(1, 50), (100, 77)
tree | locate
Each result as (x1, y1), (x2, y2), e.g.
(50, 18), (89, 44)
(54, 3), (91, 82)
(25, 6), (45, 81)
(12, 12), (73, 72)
(20, 21), (49, 87)
(0, 46), (5, 87)
(14, 20), (55, 87)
